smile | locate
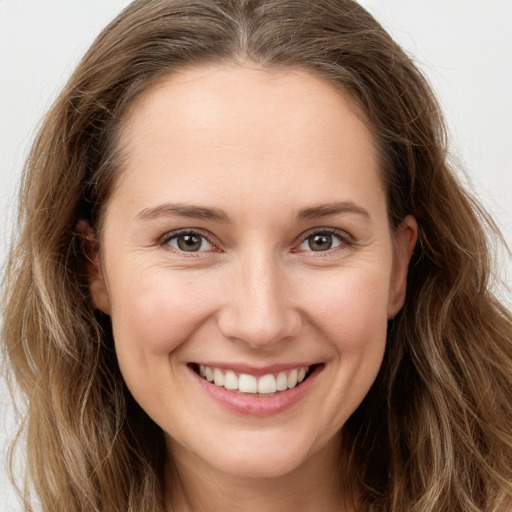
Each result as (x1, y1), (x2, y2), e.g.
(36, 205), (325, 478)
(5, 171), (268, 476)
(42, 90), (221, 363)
(197, 365), (310, 395)
(190, 363), (323, 416)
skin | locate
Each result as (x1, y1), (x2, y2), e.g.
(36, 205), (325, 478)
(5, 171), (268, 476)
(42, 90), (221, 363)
(88, 64), (417, 512)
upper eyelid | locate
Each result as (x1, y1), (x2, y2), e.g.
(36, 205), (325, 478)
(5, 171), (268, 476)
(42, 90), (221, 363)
(296, 226), (354, 243)
(158, 228), (217, 247)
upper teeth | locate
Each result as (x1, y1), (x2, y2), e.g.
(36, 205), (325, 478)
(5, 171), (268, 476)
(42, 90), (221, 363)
(198, 365), (309, 394)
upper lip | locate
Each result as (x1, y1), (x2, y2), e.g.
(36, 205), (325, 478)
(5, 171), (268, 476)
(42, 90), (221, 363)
(190, 362), (320, 376)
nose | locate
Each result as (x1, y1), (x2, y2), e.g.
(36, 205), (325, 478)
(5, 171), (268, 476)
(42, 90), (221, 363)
(217, 250), (301, 349)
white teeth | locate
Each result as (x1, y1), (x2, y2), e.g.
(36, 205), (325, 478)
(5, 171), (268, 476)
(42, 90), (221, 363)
(198, 365), (310, 394)
(287, 369), (298, 388)
(213, 368), (224, 386)
(239, 374), (258, 393)
(276, 372), (288, 391)
(224, 370), (238, 390)
(258, 374), (277, 394)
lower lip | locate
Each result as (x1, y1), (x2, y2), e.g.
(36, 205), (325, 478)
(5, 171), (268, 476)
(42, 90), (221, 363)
(191, 365), (323, 416)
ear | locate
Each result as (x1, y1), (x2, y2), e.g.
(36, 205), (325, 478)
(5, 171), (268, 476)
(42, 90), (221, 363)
(76, 220), (111, 315)
(387, 215), (418, 318)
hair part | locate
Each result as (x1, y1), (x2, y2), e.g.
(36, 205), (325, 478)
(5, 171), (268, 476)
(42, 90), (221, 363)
(3, 1), (512, 511)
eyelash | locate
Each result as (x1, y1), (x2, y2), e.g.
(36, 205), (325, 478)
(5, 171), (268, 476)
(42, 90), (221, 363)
(158, 227), (355, 255)
(158, 229), (217, 254)
(294, 227), (355, 254)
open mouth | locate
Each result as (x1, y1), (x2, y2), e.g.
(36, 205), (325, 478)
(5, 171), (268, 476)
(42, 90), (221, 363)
(190, 363), (319, 396)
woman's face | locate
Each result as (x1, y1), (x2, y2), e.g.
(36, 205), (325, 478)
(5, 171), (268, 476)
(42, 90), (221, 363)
(90, 65), (416, 479)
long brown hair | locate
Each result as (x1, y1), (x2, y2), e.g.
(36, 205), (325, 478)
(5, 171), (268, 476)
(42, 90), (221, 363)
(3, 1), (512, 510)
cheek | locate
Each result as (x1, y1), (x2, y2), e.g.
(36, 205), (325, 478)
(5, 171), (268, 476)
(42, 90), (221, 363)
(107, 268), (222, 416)
(109, 268), (219, 363)
(301, 265), (392, 350)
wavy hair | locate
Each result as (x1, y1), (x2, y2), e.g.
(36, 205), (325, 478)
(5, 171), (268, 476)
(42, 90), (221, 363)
(3, 1), (512, 510)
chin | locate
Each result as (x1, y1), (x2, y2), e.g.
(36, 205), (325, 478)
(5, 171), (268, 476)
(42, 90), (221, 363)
(209, 448), (311, 479)
(186, 426), (339, 481)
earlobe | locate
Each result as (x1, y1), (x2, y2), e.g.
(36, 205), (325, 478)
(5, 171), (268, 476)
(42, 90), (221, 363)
(387, 215), (418, 318)
(76, 220), (111, 315)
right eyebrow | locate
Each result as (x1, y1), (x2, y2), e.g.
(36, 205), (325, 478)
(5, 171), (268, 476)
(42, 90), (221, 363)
(135, 203), (231, 223)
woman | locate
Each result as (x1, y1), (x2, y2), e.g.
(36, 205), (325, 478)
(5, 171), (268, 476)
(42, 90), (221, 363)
(2, 0), (512, 511)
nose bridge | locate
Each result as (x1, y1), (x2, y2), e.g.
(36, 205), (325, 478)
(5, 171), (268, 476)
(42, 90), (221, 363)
(218, 245), (299, 348)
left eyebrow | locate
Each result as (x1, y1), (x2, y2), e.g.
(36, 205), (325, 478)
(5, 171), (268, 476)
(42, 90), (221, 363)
(135, 203), (230, 222)
(296, 201), (370, 221)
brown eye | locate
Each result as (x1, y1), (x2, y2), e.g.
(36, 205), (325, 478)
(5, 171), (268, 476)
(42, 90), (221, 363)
(166, 232), (213, 252)
(297, 230), (347, 252)
(308, 234), (334, 251)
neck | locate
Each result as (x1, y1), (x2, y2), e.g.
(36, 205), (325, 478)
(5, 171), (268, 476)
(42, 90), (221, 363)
(163, 434), (357, 512)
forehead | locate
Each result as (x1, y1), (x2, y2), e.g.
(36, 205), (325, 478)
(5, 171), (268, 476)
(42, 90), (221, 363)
(111, 64), (384, 211)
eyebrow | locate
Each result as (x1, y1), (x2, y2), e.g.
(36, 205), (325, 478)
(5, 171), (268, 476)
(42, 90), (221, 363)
(135, 203), (230, 222)
(135, 200), (369, 223)
(296, 201), (370, 221)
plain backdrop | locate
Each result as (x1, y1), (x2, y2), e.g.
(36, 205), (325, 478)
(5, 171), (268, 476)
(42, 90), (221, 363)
(1, 1), (511, 508)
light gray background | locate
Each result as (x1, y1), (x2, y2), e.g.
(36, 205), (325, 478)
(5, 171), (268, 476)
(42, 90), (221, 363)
(1, 1), (511, 508)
